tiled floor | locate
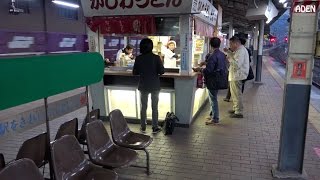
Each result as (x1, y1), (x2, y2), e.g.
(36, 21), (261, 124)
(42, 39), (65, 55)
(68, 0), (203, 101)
(0, 56), (320, 180)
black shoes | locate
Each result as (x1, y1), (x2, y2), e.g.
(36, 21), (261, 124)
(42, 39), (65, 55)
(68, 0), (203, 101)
(205, 119), (220, 125)
(140, 126), (162, 134)
(152, 127), (162, 134)
(228, 110), (235, 114)
(140, 127), (146, 133)
(223, 98), (230, 102)
(228, 110), (244, 118)
(230, 113), (244, 118)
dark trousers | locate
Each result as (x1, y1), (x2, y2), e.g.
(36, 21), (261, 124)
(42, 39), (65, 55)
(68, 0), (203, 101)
(140, 90), (159, 129)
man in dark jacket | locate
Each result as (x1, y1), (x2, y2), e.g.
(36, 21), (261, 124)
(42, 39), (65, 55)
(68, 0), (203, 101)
(133, 38), (165, 134)
(194, 37), (228, 125)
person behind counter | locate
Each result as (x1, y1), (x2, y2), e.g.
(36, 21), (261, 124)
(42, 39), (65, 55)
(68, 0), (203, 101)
(115, 44), (134, 65)
(133, 38), (165, 134)
(162, 40), (178, 68)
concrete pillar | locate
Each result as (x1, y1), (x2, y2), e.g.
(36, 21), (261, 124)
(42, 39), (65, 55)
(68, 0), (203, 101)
(272, 1), (317, 179)
(253, 22), (259, 66)
(255, 20), (264, 83)
(87, 27), (107, 117)
(179, 15), (193, 75)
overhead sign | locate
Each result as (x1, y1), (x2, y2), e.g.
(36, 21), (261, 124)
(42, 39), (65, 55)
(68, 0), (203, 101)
(192, 0), (218, 25)
(80, 0), (217, 25)
(81, 0), (192, 17)
(293, 1), (319, 13)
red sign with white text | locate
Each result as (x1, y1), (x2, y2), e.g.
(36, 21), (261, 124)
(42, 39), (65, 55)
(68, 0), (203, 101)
(86, 16), (156, 35)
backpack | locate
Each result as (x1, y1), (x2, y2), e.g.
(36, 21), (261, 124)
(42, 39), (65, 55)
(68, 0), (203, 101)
(162, 112), (179, 135)
(245, 48), (254, 81)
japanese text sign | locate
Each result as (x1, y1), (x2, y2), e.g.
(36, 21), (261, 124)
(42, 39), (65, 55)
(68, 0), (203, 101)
(81, 0), (217, 25)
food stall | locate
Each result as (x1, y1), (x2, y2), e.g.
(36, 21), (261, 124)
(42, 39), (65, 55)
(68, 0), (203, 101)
(80, 0), (218, 126)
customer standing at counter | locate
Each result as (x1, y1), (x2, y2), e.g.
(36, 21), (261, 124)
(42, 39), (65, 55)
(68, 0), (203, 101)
(162, 40), (178, 68)
(115, 44), (134, 65)
(225, 36), (249, 118)
(133, 38), (165, 134)
(194, 37), (228, 125)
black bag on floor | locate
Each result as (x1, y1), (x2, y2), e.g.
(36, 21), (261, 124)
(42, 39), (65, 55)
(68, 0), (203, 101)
(162, 112), (179, 135)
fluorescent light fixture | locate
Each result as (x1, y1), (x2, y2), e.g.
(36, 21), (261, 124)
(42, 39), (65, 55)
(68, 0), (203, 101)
(279, 0), (286, 3)
(52, 0), (79, 8)
(284, 2), (288, 8)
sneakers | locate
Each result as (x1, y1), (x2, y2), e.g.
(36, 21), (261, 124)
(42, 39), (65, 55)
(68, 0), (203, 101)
(230, 113), (244, 118)
(152, 127), (162, 134)
(205, 119), (219, 125)
(140, 127), (146, 133)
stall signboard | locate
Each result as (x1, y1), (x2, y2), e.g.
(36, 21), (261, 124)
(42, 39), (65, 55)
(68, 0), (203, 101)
(81, 0), (193, 17)
(192, 0), (218, 26)
(81, 0), (217, 25)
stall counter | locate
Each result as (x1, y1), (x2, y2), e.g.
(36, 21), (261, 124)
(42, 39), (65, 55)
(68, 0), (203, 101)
(104, 69), (208, 127)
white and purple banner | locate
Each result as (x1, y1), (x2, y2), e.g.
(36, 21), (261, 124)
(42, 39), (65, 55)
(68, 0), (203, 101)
(0, 30), (87, 56)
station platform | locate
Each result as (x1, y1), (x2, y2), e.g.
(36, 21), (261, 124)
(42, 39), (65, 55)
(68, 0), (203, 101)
(0, 56), (319, 180)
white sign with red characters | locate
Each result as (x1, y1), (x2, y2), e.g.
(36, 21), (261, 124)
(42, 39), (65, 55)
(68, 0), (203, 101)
(80, 0), (217, 25)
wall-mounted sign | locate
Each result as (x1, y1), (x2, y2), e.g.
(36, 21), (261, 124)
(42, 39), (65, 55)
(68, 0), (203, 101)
(292, 61), (307, 79)
(293, 1), (319, 13)
(59, 38), (77, 48)
(8, 36), (34, 49)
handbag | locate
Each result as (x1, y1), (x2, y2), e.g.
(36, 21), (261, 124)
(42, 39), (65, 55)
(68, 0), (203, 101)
(196, 74), (205, 88)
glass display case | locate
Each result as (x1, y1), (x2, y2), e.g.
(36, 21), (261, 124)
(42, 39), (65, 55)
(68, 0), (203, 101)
(105, 86), (174, 120)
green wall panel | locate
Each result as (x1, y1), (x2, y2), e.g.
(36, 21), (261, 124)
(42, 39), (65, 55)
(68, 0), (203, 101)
(0, 52), (104, 110)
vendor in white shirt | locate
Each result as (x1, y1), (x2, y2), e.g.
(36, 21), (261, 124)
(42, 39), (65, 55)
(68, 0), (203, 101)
(162, 40), (178, 68)
(115, 44), (134, 64)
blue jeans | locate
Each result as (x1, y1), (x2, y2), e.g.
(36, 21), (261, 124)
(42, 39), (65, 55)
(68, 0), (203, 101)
(208, 89), (219, 121)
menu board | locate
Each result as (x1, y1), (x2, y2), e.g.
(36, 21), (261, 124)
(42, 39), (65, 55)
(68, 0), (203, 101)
(194, 39), (205, 54)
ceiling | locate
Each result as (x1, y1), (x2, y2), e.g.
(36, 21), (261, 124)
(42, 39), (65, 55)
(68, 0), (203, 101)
(213, 0), (289, 33)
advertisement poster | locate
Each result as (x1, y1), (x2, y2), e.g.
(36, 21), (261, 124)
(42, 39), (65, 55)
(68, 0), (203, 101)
(291, 61), (307, 79)
(194, 39), (204, 53)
